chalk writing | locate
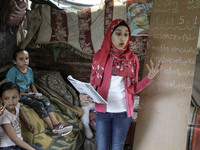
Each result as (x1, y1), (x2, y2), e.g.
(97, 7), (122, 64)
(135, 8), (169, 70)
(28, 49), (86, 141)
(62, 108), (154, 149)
(150, 53), (196, 66)
(154, 9), (171, 13)
(155, 15), (198, 27)
(162, 66), (193, 77)
(170, 46), (197, 54)
(149, 33), (196, 42)
(151, 44), (197, 54)
(187, 0), (200, 9)
(151, 26), (197, 31)
(154, 0), (178, 13)
(156, 15), (175, 26)
(145, 0), (198, 94)
(151, 44), (169, 52)
(151, 80), (192, 91)
(178, 16), (198, 25)
(187, 5), (200, 9)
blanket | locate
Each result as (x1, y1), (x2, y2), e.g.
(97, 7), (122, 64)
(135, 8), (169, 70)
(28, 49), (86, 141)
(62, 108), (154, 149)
(21, 81), (84, 150)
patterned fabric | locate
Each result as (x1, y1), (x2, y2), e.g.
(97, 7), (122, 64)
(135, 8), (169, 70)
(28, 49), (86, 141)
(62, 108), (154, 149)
(20, 2), (149, 56)
(89, 19), (152, 117)
(20, 82), (84, 150)
(90, 19), (137, 87)
(187, 107), (200, 150)
(110, 44), (136, 78)
(34, 70), (80, 107)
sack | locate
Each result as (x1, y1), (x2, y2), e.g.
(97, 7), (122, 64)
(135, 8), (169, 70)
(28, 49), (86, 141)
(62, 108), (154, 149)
(0, 0), (26, 26)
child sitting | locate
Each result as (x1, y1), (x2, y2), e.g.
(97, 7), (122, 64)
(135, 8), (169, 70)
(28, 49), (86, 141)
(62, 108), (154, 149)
(0, 82), (43, 150)
(6, 49), (73, 138)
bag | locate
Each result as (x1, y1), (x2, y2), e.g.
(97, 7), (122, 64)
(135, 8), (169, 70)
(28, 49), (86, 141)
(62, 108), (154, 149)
(0, 0), (26, 27)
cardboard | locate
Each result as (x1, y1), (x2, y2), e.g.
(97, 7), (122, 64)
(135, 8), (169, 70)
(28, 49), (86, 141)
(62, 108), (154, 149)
(133, 0), (200, 149)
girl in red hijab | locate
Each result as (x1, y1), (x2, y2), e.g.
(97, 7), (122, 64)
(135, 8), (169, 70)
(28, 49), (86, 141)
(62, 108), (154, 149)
(81, 18), (161, 150)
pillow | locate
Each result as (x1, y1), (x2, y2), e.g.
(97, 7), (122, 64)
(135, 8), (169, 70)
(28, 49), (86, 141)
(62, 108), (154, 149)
(33, 70), (80, 106)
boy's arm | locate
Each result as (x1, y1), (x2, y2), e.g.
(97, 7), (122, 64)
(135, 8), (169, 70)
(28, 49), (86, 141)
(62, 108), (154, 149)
(31, 83), (38, 93)
(20, 83), (39, 99)
(1, 124), (35, 150)
(29, 83), (41, 99)
(20, 92), (31, 97)
(19, 107), (35, 132)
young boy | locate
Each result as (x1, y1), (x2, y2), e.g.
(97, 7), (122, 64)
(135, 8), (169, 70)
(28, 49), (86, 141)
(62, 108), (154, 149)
(6, 49), (73, 138)
(0, 82), (43, 150)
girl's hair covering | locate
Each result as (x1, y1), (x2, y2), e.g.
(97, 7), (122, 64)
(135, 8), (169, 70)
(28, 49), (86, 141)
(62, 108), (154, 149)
(112, 21), (130, 35)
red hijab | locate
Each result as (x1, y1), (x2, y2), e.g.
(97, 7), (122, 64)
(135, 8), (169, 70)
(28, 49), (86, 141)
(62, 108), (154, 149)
(90, 19), (138, 87)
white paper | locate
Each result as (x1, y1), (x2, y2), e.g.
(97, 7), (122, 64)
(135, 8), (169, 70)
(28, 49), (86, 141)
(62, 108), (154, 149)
(67, 75), (107, 105)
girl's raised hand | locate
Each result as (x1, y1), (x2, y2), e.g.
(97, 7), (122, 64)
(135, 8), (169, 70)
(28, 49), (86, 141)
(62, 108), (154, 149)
(0, 104), (6, 116)
(146, 60), (162, 80)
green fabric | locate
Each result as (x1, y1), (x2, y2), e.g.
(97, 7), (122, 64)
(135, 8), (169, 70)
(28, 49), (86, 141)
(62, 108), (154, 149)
(21, 82), (85, 150)
(50, 48), (61, 63)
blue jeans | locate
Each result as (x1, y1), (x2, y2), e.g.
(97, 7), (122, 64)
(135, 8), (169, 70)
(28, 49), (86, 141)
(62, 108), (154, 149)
(96, 112), (132, 150)
(0, 144), (43, 150)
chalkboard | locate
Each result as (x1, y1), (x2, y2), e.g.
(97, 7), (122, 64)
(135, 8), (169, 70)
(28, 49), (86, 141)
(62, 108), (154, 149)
(133, 0), (200, 150)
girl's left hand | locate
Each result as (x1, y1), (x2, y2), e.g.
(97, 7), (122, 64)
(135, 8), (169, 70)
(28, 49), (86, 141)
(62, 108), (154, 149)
(146, 60), (162, 80)
(27, 123), (35, 132)
(0, 104), (6, 116)
(79, 94), (93, 104)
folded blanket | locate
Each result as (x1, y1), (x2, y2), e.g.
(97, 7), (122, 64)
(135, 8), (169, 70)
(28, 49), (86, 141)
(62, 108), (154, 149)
(21, 81), (84, 150)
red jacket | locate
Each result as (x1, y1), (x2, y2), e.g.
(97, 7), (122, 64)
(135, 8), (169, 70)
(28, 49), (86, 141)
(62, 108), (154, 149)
(92, 55), (152, 117)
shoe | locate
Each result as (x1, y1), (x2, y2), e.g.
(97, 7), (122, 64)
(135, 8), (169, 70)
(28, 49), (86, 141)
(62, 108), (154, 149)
(52, 123), (73, 134)
(52, 127), (73, 138)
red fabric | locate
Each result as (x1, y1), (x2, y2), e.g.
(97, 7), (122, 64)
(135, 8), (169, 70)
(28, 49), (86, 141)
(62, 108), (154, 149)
(90, 19), (152, 117)
(104, 0), (114, 35)
(90, 19), (135, 86)
(93, 54), (152, 117)
(78, 8), (95, 54)
(30, 2), (148, 55)
(191, 127), (200, 150)
(189, 108), (200, 150)
(51, 8), (68, 42)
(110, 43), (136, 78)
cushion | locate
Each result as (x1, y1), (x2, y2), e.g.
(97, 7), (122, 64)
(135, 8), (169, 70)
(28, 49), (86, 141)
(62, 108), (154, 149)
(34, 70), (80, 107)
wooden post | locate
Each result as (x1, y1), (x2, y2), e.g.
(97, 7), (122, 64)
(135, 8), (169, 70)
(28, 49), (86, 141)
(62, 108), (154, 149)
(133, 0), (200, 150)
